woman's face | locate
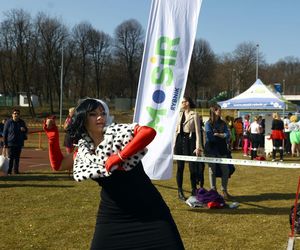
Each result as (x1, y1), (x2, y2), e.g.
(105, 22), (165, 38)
(85, 106), (107, 135)
(69, 109), (75, 117)
(181, 98), (189, 109)
(214, 107), (221, 116)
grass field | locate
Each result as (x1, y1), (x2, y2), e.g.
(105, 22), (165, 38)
(1, 150), (300, 249)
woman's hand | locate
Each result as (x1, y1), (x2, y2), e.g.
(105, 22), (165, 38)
(214, 132), (226, 138)
(43, 115), (57, 131)
(105, 154), (124, 172)
(193, 148), (202, 157)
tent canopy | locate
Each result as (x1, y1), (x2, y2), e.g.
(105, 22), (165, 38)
(218, 79), (288, 110)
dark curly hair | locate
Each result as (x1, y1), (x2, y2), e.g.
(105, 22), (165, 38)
(68, 98), (104, 143)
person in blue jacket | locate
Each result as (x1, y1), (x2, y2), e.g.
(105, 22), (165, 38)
(204, 104), (232, 199)
(3, 108), (28, 175)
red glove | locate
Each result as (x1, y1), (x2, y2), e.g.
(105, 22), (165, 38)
(105, 125), (156, 172)
(43, 117), (64, 171)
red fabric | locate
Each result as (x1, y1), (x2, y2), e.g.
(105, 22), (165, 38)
(255, 156), (266, 161)
(207, 201), (224, 209)
(270, 130), (285, 140)
(43, 118), (63, 171)
(105, 125), (156, 172)
(234, 121), (243, 135)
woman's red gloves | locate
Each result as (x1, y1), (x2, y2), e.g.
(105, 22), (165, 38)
(105, 125), (156, 172)
(43, 116), (64, 171)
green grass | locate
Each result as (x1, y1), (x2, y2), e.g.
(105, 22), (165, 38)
(1, 156), (299, 250)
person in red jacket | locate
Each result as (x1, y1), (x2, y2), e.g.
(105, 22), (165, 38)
(43, 98), (184, 250)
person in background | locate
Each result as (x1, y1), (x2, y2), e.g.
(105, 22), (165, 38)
(233, 117), (243, 150)
(242, 114), (251, 157)
(249, 116), (262, 160)
(0, 118), (7, 155)
(258, 116), (265, 147)
(44, 98), (184, 249)
(257, 116), (265, 156)
(226, 116), (236, 150)
(3, 109), (28, 174)
(288, 115), (300, 157)
(63, 107), (75, 154)
(196, 114), (205, 188)
(174, 96), (203, 200)
(204, 104), (231, 199)
(270, 112), (285, 161)
(284, 112), (293, 155)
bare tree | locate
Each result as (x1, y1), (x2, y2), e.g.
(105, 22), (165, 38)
(266, 57), (300, 94)
(87, 28), (112, 98)
(2, 9), (37, 116)
(187, 39), (216, 103)
(114, 19), (144, 107)
(232, 42), (265, 92)
(35, 12), (68, 113)
(72, 22), (93, 98)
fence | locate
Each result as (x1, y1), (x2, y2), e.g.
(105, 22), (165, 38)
(26, 123), (65, 150)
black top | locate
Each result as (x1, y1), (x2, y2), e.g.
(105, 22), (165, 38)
(91, 162), (184, 249)
(271, 119), (284, 130)
(95, 162), (173, 222)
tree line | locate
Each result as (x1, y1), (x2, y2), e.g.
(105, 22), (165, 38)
(0, 9), (299, 116)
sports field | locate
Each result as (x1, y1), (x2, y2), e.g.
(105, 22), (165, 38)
(1, 144), (300, 249)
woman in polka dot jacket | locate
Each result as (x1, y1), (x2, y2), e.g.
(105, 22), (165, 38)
(43, 98), (184, 250)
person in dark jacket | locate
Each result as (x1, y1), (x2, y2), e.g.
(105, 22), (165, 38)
(270, 112), (285, 161)
(3, 108), (28, 174)
(204, 104), (232, 199)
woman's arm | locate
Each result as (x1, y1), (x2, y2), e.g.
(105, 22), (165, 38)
(105, 125), (156, 172)
(44, 117), (73, 171)
(205, 121), (215, 142)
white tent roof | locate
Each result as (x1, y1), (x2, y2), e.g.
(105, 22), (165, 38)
(218, 79), (286, 110)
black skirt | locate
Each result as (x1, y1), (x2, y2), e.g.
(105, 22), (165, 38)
(91, 162), (184, 250)
(174, 132), (196, 156)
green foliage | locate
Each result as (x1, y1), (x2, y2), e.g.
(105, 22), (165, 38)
(209, 90), (229, 104)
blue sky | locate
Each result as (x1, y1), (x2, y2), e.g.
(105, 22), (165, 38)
(1, 0), (299, 64)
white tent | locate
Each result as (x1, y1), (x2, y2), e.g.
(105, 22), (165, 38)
(218, 79), (296, 156)
(218, 79), (287, 110)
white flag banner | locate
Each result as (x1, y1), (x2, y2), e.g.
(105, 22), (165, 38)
(134, 0), (202, 179)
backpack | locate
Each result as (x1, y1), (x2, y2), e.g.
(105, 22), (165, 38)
(196, 188), (225, 207)
(290, 203), (300, 234)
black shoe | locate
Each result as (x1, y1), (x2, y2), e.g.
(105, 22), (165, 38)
(178, 189), (186, 201)
(191, 189), (197, 196)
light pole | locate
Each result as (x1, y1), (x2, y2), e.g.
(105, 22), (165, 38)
(256, 43), (259, 80)
(231, 69), (236, 97)
(59, 43), (64, 128)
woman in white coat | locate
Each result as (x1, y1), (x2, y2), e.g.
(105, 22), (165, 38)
(174, 96), (203, 200)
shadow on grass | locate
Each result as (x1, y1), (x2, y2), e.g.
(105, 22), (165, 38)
(186, 206), (291, 215)
(154, 183), (178, 191)
(0, 183), (74, 188)
(233, 192), (296, 202)
(0, 173), (74, 182)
